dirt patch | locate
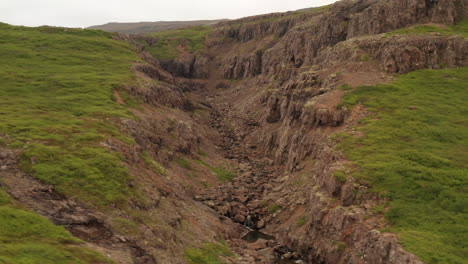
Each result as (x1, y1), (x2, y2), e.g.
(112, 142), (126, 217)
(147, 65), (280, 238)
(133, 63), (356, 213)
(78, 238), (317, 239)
(114, 89), (125, 105)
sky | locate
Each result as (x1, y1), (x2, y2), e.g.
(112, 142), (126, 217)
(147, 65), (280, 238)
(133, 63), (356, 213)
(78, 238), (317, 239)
(1, 0), (338, 28)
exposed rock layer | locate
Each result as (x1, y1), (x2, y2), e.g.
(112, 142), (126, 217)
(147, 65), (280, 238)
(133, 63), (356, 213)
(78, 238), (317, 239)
(188, 0), (468, 263)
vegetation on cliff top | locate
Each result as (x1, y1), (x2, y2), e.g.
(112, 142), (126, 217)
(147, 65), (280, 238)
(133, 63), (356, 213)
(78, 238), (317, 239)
(0, 22), (140, 206)
(223, 4), (332, 28)
(141, 26), (213, 60)
(386, 19), (468, 38)
(338, 68), (468, 264)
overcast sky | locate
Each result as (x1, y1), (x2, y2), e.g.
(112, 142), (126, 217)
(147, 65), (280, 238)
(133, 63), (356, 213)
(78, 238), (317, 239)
(1, 0), (338, 28)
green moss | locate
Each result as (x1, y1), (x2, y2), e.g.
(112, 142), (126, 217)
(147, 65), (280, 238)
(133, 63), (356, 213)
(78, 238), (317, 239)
(338, 84), (353, 91)
(142, 26), (213, 60)
(296, 216), (306, 226)
(0, 23), (141, 206)
(176, 158), (192, 170)
(371, 204), (386, 215)
(358, 53), (370, 62)
(268, 204), (282, 214)
(198, 147), (207, 157)
(211, 167), (235, 182)
(0, 192), (10, 206)
(386, 19), (468, 38)
(185, 242), (234, 264)
(112, 217), (140, 237)
(339, 68), (468, 264)
(141, 151), (167, 175)
(336, 241), (347, 252)
(333, 171), (347, 182)
(195, 159), (235, 182)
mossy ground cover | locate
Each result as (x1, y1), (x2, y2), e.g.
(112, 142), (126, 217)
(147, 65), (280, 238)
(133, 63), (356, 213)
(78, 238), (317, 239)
(338, 68), (468, 264)
(141, 26), (212, 60)
(185, 242), (234, 264)
(195, 159), (235, 182)
(0, 190), (111, 263)
(141, 151), (167, 175)
(386, 19), (468, 38)
(0, 23), (142, 206)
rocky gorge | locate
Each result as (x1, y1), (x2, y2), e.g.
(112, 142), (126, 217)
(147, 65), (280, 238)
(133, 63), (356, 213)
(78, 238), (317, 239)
(133, 0), (467, 263)
(0, 0), (467, 263)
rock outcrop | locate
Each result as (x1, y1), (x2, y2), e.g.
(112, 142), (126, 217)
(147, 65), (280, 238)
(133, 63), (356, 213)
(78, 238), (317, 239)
(39, 0), (467, 263)
(187, 0), (468, 263)
(214, 11), (322, 43)
(161, 54), (209, 79)
(213, 0), (467, 82)
(221, 52), (263, 79)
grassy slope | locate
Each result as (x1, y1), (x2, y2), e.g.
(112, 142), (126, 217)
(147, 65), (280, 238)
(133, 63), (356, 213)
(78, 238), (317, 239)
(141, 26), (212, 60)
(0, 23), (141, 206)
(0, 190), (111, 263)
(338, 68), (468, 264)
(0, 23), (143, 262)
(0, 23), (236, 263)
(185, 242), (234, 264)
(386, 19), (468, 38)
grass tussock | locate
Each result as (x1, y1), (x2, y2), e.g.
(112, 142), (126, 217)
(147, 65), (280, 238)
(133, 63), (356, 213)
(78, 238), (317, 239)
(338, 68), (468, 264)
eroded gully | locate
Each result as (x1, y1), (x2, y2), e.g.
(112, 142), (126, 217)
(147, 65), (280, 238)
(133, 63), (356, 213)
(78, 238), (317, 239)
(194, 85), (303, 263)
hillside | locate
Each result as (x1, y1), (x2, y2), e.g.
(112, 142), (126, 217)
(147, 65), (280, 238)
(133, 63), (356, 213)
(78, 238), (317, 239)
(87, 20), (227, 34)
(0, 22), (240, 264)
(1, 0), (467, 264)
(0, 23), (134, 263)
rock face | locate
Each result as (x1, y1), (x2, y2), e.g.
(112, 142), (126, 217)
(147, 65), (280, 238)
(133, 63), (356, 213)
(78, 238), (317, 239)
(314, 35), (468, 74)
(212, 0), (468, 82)
(363, 35), (468, 73)
(346, 0), (467, 37)
(186, 0), (467, 264)
(214, 11), (321, 43)
(161, 54), (209, 79)
(221, 52), (263, 79)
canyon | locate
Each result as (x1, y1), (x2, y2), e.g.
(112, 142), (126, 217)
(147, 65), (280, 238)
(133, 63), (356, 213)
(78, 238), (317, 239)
(0, 0), (467, 264)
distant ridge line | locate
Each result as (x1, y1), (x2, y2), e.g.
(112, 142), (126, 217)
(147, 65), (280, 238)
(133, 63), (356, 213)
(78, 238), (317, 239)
(87, 19), (229, 34)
